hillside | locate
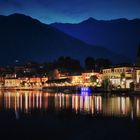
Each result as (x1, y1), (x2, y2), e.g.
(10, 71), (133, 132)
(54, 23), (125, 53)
(51, 18), (140, 62)
(0, 14), (126, 65)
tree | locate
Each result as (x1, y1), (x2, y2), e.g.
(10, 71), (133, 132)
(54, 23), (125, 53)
(120, 72), (126, 88)
(130, 82), (134, 91)
(90, 75), (98, 83)
(85, 57), (95, 70)
(102, 78), (111, 92)
(120, 72), (125, 81)
(56, 56), (82, 72)
(95, 58), (112, 71)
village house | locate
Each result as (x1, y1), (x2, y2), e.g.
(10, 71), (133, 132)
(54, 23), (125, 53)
(102, 66), (140, 89)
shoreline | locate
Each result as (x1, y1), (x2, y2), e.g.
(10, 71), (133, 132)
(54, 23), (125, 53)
(0, 86), (140, 96)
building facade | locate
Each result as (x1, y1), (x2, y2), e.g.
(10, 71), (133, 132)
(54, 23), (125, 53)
(103, 67), (136, 88)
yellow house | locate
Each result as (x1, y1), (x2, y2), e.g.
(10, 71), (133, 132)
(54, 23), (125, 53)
(5, 79), (22, 87)
(103, 67), (136, 88)
(4, 77), (48, 88)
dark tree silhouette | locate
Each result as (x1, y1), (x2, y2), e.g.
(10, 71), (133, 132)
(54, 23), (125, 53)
(95, 58), (112, 71)
(85, 57), (95, 70)
(55, 56), (82, 72)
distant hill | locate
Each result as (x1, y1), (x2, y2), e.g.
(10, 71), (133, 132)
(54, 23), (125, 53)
(0, 14), (128, 65)
(51, 18), (140, 62)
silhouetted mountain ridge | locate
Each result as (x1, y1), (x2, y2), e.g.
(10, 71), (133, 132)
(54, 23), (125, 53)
(51, 17), (140, 62)
(0, 13), (123, 65)
(80, 17), (140, 24)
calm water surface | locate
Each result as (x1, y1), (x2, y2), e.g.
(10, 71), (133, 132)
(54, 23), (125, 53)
(0, 91), (140, 140)
(0, 91), (140, 119)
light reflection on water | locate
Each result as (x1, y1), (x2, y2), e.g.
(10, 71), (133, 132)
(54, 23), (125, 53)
(0, 91), (140, 118)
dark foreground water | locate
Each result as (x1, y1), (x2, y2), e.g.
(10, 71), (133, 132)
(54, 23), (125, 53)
(0, 91), (140, 140)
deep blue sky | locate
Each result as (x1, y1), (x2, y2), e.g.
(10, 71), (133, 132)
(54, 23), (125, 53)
(0, 0), (140, 23)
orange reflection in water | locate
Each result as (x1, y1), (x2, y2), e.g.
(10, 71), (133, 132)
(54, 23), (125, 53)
(0, 91), (140, 118)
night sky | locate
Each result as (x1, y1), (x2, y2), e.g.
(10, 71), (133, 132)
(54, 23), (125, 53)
(0, 0), (140, 23)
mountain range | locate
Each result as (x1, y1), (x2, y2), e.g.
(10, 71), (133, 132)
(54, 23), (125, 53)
(0, 13), (139, 65)
(51, 18), (140, 62)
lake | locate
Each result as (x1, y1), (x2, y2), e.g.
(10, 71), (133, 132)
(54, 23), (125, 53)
(0, 90), (140, 140)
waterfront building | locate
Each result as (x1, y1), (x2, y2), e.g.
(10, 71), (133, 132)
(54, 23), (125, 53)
(55, 71), (102, 86)
(102, 66), (138, 88)
(81, 72), (102, 86)
(82, 71), (102, 79)
(136, 69), (140, 83)
(5, 78), (22, 87)
(135, 69), (140, 91)
(4, 77), (48, 89)
(0, 77), (5, 88)
(5, 73), (17, 78)
(29, 77), (48, 86)
(68, 75), (83, 85)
